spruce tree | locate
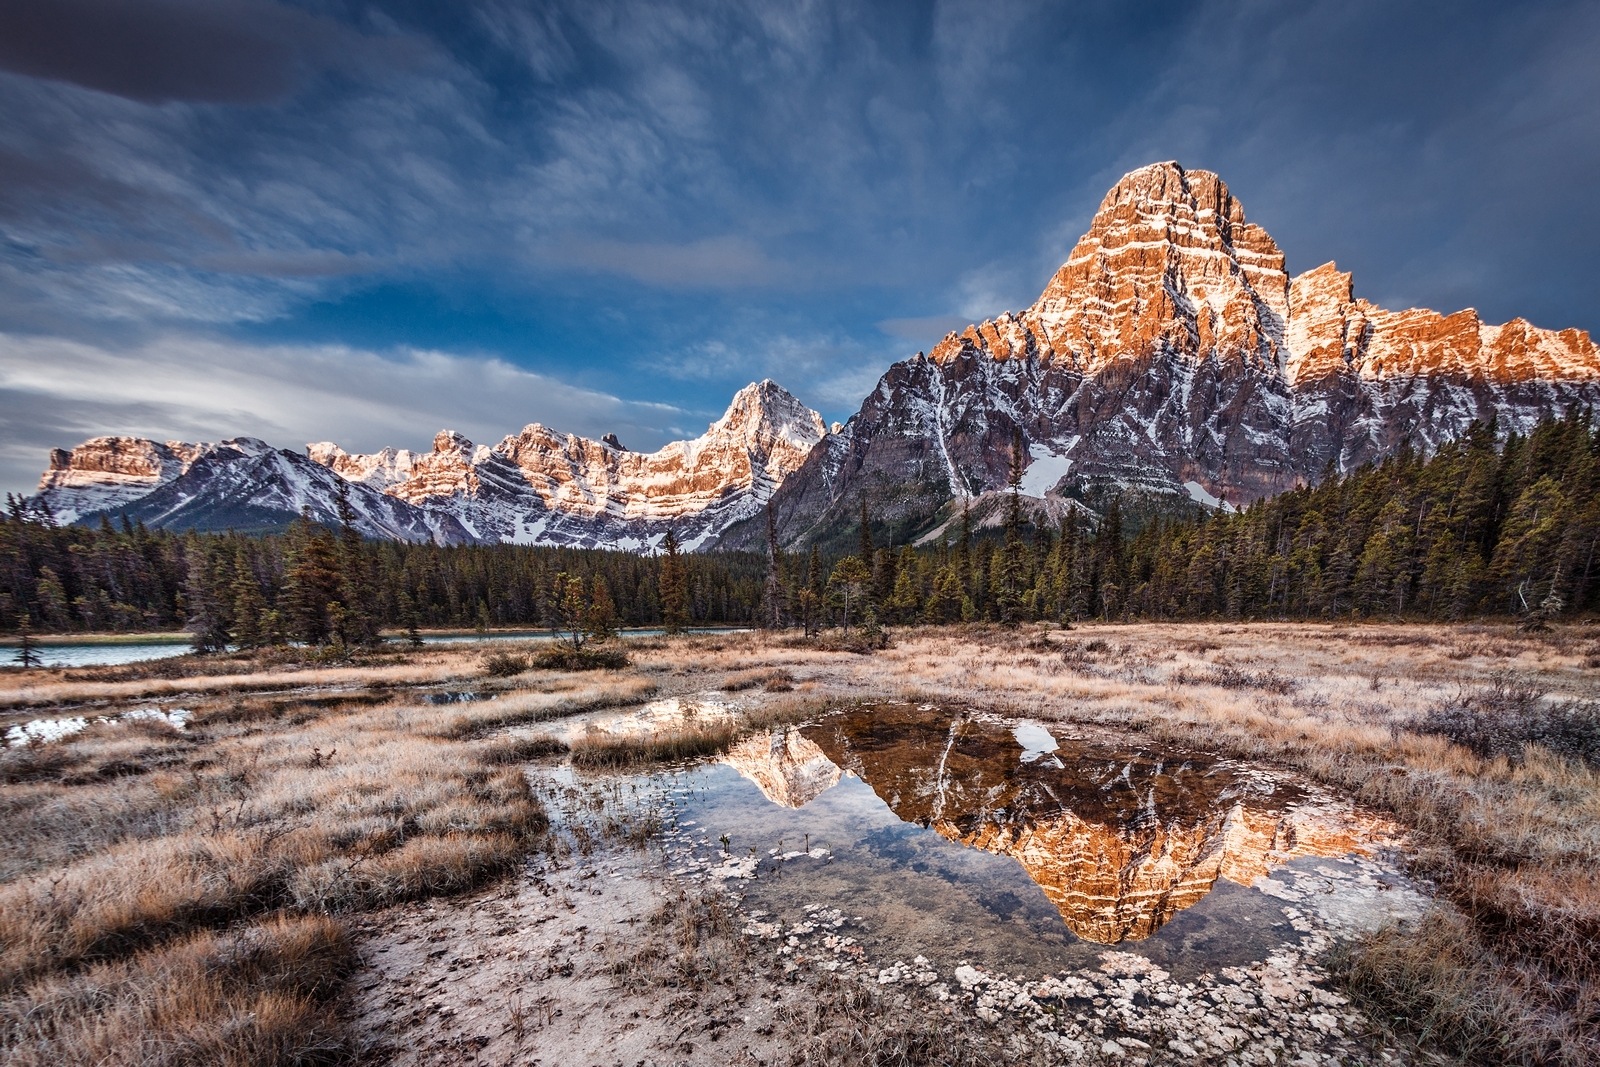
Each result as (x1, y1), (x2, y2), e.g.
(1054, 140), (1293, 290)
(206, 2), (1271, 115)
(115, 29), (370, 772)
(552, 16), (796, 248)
(996, 431), (1029, 624)
(659, 529), (689, 634)
(763, 502), (784, 629)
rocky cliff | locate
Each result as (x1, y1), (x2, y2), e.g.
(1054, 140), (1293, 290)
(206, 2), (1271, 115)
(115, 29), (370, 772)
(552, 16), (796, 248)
(736, 162), (1599, 549)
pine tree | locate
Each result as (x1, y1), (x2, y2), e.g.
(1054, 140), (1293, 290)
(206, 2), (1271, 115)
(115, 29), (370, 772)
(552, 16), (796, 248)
(284, 515), (343, 645)
(800, 543), (823, 636)
(335, 483), (379, 646)
(230, 543), (268, 649)
(659, 529), (690, 634)
(15, 618), (39, 668)
(827, 556), (871, 633)
(996, 430), (1029, 624)
(763, 502), (784, 629)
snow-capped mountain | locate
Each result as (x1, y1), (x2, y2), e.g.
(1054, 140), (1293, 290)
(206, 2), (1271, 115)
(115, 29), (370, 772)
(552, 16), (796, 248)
(32, 163), (1599, 552)
(36, 381), (824, 549)
(733, 162), (1600, 549)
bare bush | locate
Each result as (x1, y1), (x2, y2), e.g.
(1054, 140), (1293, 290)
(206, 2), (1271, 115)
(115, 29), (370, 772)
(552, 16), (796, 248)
(1417, 671), (1600, 766)
(1173, 662), (1298, 694)
(533, 646), (629, 671)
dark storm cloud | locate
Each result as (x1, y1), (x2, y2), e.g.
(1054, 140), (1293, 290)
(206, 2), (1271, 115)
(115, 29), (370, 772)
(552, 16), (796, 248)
(0, 0), (422, 104)
(0, 0), (1596, 496)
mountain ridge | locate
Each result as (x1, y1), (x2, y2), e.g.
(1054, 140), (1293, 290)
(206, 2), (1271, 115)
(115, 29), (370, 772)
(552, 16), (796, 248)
(38, 381), (824, 548)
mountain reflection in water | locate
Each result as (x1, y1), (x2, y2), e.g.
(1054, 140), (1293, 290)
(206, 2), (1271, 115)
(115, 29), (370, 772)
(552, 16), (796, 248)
(724, 703), (1395, 944)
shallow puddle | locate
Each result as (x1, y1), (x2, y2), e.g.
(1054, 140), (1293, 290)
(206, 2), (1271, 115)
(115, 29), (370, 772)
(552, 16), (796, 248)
(547, 701), (1426, 984)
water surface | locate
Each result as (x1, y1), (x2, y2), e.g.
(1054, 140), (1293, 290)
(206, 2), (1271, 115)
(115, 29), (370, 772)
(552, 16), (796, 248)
(558, 701), (1420, 982)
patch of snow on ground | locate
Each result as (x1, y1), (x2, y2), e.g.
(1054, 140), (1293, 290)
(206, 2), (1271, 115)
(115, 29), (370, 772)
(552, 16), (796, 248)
(1184, 480), (1236, 513)
(5, 707), (190, 746)
(1019, 445), (1074, 497)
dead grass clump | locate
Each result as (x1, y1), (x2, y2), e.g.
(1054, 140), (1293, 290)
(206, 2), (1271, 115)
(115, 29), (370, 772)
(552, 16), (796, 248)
(532, 645), (629, 671)
(1330, 910), (1512, 1062)
(779, 973), (1045, 1067)
(570, 722), (737, 769)
(606, 888), (744, 990)
(1174, 662), (1297, 694)
(482, 651), (531, 677)
(1417, 672), (1600, 766)
(0, 743), (82, 784)
(478, 735), (570, 763)
(1351, 631), (1440, 647)
(0, 915), (357, 1067)
(724, 667), (795, 692)
(425, 678), (657, 739)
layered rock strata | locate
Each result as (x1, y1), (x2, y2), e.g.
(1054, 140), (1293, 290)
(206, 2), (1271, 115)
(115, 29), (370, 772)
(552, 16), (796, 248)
(35, 381), (824, 548)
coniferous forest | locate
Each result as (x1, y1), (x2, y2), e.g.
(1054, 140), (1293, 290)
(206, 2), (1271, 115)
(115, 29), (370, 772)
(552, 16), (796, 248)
(1, 412), (1594, 644)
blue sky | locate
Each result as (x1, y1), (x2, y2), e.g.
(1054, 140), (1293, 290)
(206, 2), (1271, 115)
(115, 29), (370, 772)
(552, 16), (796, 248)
(2, 0), (1598, 496)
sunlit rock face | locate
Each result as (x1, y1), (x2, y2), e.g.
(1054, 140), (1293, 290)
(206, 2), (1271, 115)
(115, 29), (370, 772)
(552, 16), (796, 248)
(721, 729), (842, 809)
(803, 704), (1396, 944)
(37, 436), (211, 523)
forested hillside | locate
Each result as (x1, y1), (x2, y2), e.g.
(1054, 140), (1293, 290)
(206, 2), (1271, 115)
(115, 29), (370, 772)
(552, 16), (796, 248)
(2, 412), (1592, 642)
(875, 411), (1596, 623)
(0, 500), (767, 641)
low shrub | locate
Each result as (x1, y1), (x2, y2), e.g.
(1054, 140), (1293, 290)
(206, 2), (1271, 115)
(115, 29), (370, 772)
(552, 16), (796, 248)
(723, 667), (795, 692)
(482, 651), (530, 677)
(1173, 663), (1297, 694)
(1416, 671), (1600, 765)
(532, 645), (629, 671)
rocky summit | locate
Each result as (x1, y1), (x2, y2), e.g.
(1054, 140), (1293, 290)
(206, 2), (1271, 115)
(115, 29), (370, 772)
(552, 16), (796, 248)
(30, 163), (1600, 550)
(731, 161), (1599, 550)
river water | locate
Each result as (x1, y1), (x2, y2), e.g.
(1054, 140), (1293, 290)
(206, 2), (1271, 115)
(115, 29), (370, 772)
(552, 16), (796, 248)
(3, 627), (750, 669)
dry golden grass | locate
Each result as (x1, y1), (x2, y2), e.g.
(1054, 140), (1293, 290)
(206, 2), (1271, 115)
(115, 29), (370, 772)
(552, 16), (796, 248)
(0, 915), (356, 1067)
(0, 656), (586, 1065)
(569, 719), (738, 768)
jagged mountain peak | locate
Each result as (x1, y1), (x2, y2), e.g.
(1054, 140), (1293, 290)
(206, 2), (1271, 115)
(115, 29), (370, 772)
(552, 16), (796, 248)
(930, 160), (1289, 377)
(432, 429), (474, 454)
(706, 379), (827, 451)
(739, 162), (1600, 552)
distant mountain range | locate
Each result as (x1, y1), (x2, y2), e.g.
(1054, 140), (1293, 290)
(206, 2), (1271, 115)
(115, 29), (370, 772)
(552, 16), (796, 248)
(34, 162), (1600, 550)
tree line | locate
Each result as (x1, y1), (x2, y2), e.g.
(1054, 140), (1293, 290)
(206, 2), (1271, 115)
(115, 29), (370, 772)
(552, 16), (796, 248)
(0, 494), (764, 645)
(1, 411), (1592, 645)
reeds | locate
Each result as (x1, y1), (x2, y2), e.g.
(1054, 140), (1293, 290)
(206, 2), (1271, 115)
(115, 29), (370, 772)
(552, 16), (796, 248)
(570, 720), (738, 768)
